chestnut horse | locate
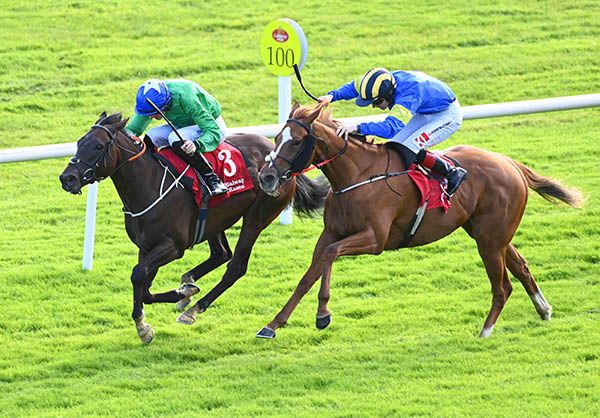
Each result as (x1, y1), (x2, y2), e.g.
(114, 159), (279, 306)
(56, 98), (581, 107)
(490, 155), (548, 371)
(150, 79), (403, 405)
(59, 112), (328, 344)
(257, 103), (582, 339)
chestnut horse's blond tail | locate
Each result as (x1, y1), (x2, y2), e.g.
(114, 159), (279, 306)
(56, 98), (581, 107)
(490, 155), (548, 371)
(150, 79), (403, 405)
(516, 162), (583, 208)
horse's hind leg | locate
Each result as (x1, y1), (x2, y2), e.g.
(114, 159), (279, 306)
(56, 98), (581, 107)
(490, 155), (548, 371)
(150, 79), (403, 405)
(477, 244), (512, 338)
(177, 222), (264, 325)
(181, 232), (232, 284)
(178, 191), (293, 326)
(506, 243), (552, 320)
(176, 233), (231, 311)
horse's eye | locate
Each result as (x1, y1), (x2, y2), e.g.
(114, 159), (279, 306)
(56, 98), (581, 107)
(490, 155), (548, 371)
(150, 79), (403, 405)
(95, 144), (104, 150)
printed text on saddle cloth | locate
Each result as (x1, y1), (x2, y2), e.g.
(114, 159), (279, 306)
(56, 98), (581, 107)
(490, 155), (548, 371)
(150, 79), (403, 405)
(158, 142), (253, 207)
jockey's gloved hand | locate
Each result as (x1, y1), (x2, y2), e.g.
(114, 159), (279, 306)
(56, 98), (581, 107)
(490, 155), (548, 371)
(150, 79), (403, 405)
(336, 123), (357, 140)
(124, 130), (140, 141)
(181, 140), (197, 155)
(318, 94), (333, 105)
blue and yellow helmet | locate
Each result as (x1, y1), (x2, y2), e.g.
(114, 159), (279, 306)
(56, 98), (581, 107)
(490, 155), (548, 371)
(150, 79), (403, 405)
(355, 68), (395, 107)
(134, 79), (172, 116)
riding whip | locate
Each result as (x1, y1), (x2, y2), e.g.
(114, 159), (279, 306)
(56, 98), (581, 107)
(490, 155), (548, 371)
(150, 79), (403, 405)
(145, 97), (213, 166)
(293, 64), (319, 102)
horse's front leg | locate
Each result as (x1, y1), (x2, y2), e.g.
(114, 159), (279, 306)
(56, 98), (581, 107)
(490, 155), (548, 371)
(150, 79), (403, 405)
(315, 228), (382, 330)
(131, 265), (156, 345)
(131, 240), (184, 344)
(256, 230), (337, 339)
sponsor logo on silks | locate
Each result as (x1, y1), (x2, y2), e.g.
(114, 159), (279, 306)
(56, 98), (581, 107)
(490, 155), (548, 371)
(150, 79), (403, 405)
(272, 27), (289, 43)
(416, 132), (430, 146)
(225, 178), (246, 192)
(429, 121), (452, 135)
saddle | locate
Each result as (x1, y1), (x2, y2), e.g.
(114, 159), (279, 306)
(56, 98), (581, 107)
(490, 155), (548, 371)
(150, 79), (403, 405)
(154, 142), (254, 246)
(155, 142), (253, 208)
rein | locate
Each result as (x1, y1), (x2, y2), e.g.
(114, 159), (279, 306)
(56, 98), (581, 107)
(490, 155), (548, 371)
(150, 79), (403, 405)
(333, 169), (411, 195)
(122, 162), (191, 218)
(266, 118), (348, 181)
(289, 119), (349, 177)
(266, 117), (413, 194)
(69, 124), (146, 184)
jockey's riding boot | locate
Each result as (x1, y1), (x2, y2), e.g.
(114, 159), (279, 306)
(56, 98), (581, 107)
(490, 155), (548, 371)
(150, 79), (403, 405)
(418, 150), (468, 196)
(189, 154), (228, 196)
(171, 141), (228, 196)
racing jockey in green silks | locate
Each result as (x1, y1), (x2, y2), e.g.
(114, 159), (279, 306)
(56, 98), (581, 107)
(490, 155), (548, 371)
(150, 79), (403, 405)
(126, 79), (228, 196)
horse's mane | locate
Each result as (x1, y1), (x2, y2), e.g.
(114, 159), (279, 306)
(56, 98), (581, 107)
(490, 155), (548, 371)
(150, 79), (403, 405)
(292, 104), (374, 145)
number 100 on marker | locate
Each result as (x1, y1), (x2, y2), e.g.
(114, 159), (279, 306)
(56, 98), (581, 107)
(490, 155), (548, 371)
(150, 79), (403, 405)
(260, 19), (307, 77)
(266, 47), (295, 68)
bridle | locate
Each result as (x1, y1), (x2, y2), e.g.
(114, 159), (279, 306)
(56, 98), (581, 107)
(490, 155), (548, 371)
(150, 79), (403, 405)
(68, 124), (146, 185)
(265, 118), (348, 182)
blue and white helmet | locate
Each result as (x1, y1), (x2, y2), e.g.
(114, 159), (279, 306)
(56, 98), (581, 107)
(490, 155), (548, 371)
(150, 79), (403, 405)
(134, 79), (172, 116)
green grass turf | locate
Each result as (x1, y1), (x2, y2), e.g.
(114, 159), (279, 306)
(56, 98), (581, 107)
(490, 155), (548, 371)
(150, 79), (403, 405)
(0, 1), (598, 416)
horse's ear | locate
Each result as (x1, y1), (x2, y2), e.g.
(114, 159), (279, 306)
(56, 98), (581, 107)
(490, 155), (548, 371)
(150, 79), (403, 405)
(289, 101), (300, 118)
(112, 117), (129, 132)
(95, 111), (107, 124)
(304, 103), (324, 125)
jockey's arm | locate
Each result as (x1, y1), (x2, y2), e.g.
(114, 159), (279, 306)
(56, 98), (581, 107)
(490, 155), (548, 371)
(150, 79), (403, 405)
(125, 113), (152, 137)
(327, 81), (359, 102)
(183, 100), (221, 153)
(358, 116), (405, 139)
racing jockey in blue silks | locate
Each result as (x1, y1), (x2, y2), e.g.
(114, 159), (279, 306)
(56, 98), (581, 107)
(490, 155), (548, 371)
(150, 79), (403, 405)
(319, 68), (467, 196)
(127, 79), (228, 196)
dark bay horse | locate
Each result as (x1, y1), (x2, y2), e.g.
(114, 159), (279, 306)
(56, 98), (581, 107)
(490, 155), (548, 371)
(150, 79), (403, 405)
(59, 112), (328, 344)
(256, 103), (582, 339)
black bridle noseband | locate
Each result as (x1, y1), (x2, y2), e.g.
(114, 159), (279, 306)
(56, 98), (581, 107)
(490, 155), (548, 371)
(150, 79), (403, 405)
(267, 118), (348, 181)
(68, 124), (145, 184)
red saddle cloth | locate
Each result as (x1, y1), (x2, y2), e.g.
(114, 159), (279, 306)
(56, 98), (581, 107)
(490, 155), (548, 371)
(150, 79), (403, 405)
(157, 142), (254, 208)
(406, 153), (454, 213)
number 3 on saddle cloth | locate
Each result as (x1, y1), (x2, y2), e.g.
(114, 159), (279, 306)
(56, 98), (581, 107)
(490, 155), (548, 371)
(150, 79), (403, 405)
(155, 142), (254, 245)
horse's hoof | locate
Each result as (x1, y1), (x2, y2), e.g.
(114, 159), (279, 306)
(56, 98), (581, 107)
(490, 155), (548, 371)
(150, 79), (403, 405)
(181, 274), (195, 285)
(176, 283), (200, 311)
(138, 324), (155, 344)
(478, 326), (494, 338)
(176, 311), (196, 325)
(540, 308), (552, 321)
(316, 313), (332, 330)
(179, 282), (200, 297)
(175, 297), (192, 311)
(256, 327), (276, 339)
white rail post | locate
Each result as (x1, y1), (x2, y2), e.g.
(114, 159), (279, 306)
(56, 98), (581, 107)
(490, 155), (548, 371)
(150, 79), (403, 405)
(260, 18), (309, 225)
(278, 76), (293, 225)
(82, 182), (98, 270)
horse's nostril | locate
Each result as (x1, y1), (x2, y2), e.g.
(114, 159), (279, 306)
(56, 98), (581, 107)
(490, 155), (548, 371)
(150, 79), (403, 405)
(60, 173), (78, 189)
(64, 175), (74, 184)
(263, 174), (276, 184)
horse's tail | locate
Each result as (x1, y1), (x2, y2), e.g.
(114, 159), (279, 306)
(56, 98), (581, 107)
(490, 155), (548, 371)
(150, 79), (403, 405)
(293, 174), (330, 216)
(516, 162), (583, 208)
